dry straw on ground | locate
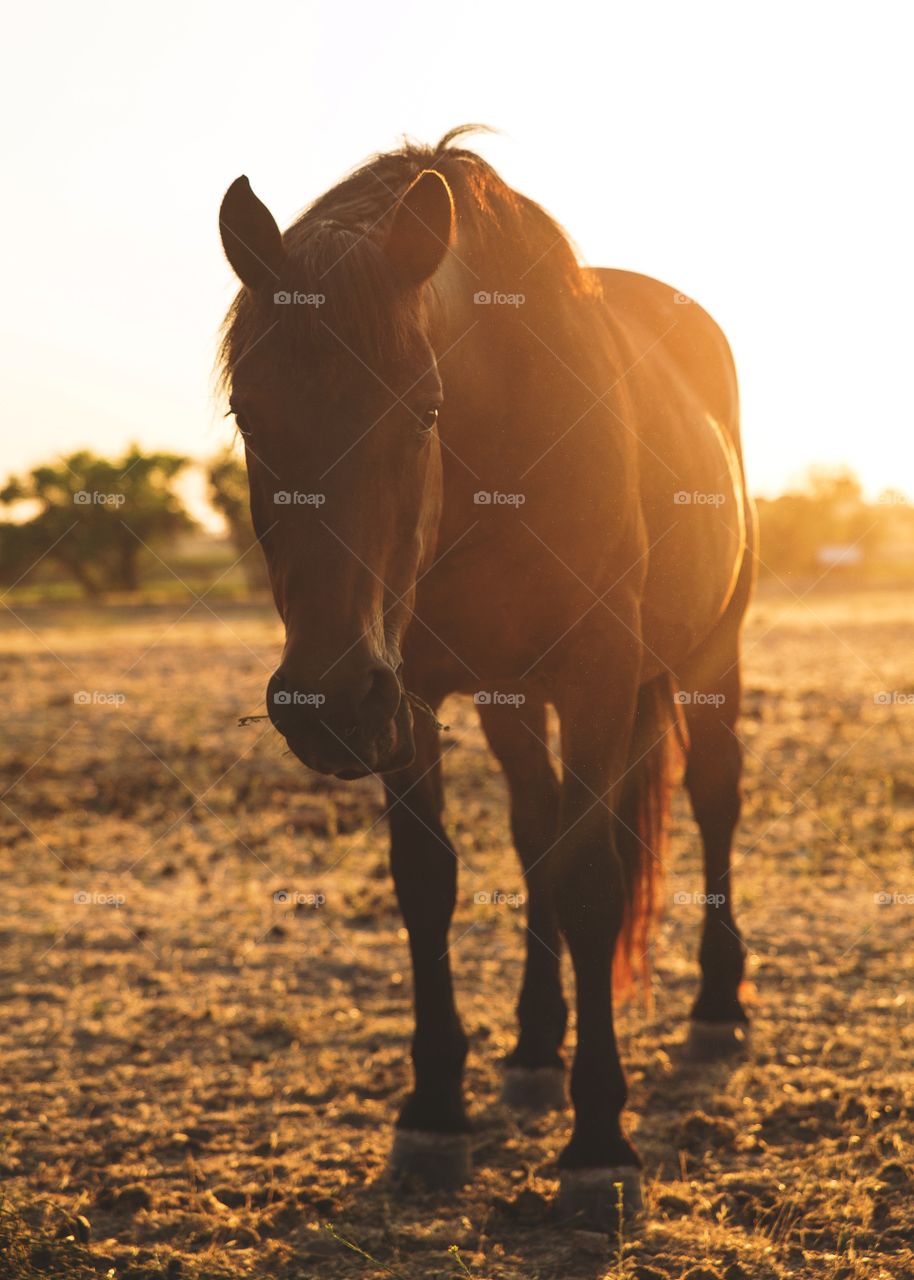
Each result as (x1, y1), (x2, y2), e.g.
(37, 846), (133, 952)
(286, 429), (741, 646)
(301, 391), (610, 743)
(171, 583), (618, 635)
(1, 585), (913, 1278)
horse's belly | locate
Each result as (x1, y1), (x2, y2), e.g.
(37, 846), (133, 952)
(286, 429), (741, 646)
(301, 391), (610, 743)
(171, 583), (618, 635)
(639, 414), (746, 671)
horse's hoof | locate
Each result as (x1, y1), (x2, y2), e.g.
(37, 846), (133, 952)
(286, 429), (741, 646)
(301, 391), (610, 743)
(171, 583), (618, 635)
(556, 1166), (644, 1229)
(388, 1129), (472, 1189)
(685, 1019), (750, 1061)
(501, 1065), (567, 1111)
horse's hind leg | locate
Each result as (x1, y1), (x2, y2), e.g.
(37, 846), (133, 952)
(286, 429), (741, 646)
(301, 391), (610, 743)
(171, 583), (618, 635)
(551, 641), (648, 1226)
(385, 702), (471, 1188)
(477, 699), (567, 1110)
(678, 622), (750, 1059)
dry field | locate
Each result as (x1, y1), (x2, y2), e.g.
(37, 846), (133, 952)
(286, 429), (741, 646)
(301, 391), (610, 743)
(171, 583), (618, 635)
(1, 583), (913, 1280)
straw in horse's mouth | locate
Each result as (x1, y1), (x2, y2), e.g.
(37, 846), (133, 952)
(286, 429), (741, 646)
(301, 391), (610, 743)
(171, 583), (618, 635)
(402, 690), (449, 731)
(236, 689), (448, 732)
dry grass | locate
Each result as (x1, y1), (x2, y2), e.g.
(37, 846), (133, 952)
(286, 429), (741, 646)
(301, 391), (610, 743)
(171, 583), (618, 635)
(1, 584), (913, 1279)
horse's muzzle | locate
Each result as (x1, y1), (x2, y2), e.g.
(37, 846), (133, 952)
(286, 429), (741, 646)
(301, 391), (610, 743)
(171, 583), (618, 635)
(266, 666), (415, 777)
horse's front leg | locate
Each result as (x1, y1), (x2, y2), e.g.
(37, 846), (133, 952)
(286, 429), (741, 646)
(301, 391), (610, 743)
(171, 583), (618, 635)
(552, 634), (645, 1226)
(385, 702), (471, 1189)
(477, 698), (567, 1110)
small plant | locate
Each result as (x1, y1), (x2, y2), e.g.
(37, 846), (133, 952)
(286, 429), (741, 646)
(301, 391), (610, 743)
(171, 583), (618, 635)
(324, 1221), (407, 1277)
(323, 1223), (478, 1278)
(449, 1242), (474, 1276)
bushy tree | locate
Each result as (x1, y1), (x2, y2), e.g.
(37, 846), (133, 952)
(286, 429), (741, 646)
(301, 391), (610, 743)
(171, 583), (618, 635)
(207, 449), (269, 590)
(0, 447), (195, 595)
(756, 467), (881, 580)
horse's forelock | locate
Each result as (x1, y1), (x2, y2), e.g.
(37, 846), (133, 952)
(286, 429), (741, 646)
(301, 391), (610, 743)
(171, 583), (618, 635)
(219, 220), (424, 395)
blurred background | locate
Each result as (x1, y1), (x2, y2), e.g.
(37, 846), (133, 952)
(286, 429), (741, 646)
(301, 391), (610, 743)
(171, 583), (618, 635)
(1, 0), (912, 597)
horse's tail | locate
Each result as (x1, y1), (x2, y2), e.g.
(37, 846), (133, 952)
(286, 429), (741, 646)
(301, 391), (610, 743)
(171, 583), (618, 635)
(614, 673), (682, 998)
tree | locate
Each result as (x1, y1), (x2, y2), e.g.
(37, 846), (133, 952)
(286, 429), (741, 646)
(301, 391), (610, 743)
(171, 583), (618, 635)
(0, 447), (195, 595)
(755, 467), (881, 580)
(207, 450), (270, 591)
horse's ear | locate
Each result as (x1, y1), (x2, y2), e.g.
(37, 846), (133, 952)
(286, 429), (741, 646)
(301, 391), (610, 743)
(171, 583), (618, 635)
(219, 176), (284, 290)
(384, 169), (454, 285)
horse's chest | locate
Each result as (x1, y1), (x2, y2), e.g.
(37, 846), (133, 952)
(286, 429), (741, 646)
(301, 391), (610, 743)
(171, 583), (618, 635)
(412, 558), (561, 688)
(409, 526), (641, 692)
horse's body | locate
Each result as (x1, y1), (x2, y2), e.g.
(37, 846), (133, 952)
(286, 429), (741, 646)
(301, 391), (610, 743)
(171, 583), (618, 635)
(414, 263), (749, 691)
(218, 128), (754, 1227)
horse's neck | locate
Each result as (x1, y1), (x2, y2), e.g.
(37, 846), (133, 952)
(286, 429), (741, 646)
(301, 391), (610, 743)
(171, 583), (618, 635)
(431, 246), (611, 477)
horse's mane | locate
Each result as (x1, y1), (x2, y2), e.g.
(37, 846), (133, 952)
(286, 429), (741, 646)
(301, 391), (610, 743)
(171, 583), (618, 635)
(219, 125), (597, 390)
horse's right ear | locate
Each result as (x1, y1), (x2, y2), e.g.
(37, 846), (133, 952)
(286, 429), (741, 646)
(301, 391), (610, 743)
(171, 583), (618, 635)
(384, 169), (454, 285)
(219, 176), (284, 290)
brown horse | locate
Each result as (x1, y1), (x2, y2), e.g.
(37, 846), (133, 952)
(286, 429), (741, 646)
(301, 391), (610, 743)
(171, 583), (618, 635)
(218, 126), (755, 1228)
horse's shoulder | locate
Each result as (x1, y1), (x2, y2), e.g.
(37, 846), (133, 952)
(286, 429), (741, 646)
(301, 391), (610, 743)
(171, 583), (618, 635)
(589, 268), (729, 350)
(590, 267), (740, 453)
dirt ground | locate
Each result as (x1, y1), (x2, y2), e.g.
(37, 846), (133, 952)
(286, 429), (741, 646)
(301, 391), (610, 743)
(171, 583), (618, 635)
(1, 583), (913, 1280)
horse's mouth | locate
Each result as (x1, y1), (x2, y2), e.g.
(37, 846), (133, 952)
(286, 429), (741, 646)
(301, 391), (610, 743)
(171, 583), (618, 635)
(285, 696), (416, 779)
(361, 695), (417, 776)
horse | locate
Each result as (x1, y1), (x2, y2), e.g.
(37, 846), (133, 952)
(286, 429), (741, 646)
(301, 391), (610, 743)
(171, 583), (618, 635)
(217, 125), (755, 1229)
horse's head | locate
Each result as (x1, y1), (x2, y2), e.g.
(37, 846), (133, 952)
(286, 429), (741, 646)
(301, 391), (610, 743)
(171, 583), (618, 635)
(219, 170), (454, 778)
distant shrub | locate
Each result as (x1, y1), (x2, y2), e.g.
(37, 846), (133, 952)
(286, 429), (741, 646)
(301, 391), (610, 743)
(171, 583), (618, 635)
(755, 467), (913, 582)
(0, 446), (194, 595)
(206, 448), (270, 591)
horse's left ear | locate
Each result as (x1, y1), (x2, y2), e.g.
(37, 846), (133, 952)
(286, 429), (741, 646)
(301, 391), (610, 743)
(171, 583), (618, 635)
(219, 176), (284, 290)
(384, 169), (454, 285)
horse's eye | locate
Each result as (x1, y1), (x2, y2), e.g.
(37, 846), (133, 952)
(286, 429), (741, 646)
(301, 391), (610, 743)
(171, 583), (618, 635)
(419, 406), (440, 432)
(231, 408), (253, 439)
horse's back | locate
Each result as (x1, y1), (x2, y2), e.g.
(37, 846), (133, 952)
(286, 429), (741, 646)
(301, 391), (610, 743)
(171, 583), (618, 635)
(591, 268), (741, 453)
(590, 268), (750, 672)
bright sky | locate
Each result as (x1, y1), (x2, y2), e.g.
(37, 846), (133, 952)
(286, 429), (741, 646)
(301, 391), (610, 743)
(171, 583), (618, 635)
(2, 1), (911, 505)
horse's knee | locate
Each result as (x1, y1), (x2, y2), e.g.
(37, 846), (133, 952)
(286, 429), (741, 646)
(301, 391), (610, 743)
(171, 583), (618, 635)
(685, 733), (742, 829)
